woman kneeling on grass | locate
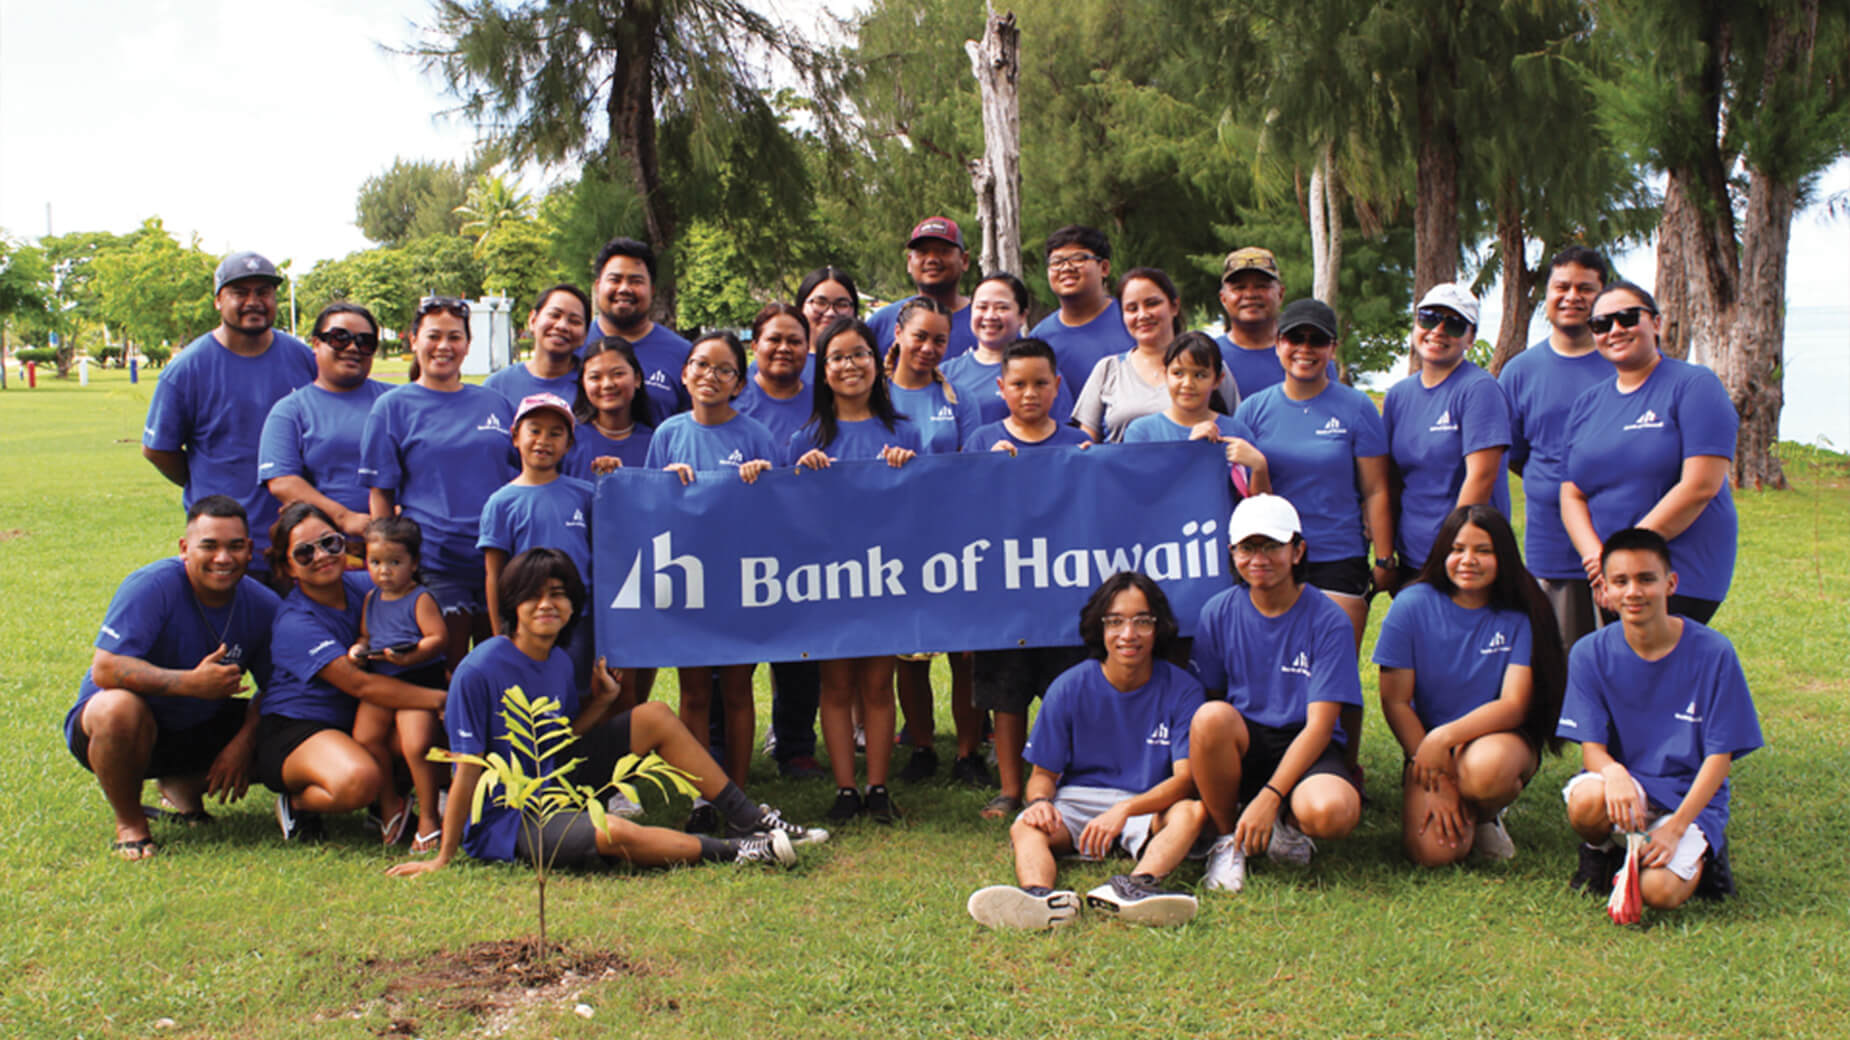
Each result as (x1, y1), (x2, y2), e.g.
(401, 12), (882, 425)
(387, 549), (825, 878)
(1373, 505), (1565, 866)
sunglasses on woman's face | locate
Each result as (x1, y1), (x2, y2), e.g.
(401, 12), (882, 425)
(1587, 306), (1655, 335)
(1281, 328), (1333, 348)
(1415, 308), (1471, 337)
(316, 327), (379, 355)
(290, 531), (346, 566)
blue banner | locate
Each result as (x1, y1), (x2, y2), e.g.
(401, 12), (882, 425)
(592, 442), (1235, 667)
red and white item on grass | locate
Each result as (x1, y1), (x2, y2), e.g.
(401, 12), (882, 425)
(1607, 832), (1645, 925)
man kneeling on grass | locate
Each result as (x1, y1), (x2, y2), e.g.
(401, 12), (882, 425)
(967, 572), (1207, 930)
(1559, 527), (1762, 908)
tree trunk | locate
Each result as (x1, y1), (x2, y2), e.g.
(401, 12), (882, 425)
(965, 7), (1022, 277)
(1413, 65), (1460, 300)
(1309, 144), (1344, 307)
(1489, 184), (1538, 376)
(607, 8), (677, 324)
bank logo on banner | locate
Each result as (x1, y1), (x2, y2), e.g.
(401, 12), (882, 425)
(610, 532), (706, 609)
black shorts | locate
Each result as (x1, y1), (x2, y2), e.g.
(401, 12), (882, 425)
(1238, 719), (1355, 805)
(1306, 557), (1370, 598)
(973, 646), (1088, 714)
(67, 697), (249, 780)
(564, 709), (635, 789)
(253, 714), (349, 794)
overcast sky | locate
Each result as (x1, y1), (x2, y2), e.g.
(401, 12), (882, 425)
(3, 0), (1843, 332)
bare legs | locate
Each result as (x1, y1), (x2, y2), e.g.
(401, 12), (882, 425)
(676, 664), (757, 785)
(1403, 733), (1535, 866)
(1564, 772), (1702, 908)
(820, 656), (896, 789)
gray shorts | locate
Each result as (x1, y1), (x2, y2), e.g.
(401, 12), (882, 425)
(513, 811), (608, 868)
(1025, 785), (1157, 860)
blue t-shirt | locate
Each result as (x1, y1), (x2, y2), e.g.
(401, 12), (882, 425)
(446, 636), (583, 862)
(1121, 412), (1249, 443)
(939, 350), (1076, 427)
(258, 380), (392, 518)
(964, 420), (1091, 453)
(66, 558), (279, 740)
(785, 415), (924, 465)
(1372, 583), (1534, 730)
(644, 412), (780, 472)
(1214, 336), (1339, 400)
(1031, 301), (1135, 394)
(362, 585), (435, 678)
(481, 364), (582, 411)
(260, 573), (373, 727)
(1556, 620), (1762, 846)
(1499, 341), (1613, 580)
(1235, 382), (1389, 563)
(359, 383), (517, 580)
(142, 331), (317, 556)
(1381, 362), (1513, 567)
(1191, 585), (1363, 741)
(478, 478), (596, 594)
(1563, 357), (1738, 603)
(563, 422), (654, 480)
(1024, 659), (1202, 792)
(580, 322), (692, 420)
(888, 380), (981, 455)
(867, 300), (978, 362)
(734, 377), (815, 448)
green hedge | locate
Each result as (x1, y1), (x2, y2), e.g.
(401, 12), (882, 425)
(13, 348), (57, 363)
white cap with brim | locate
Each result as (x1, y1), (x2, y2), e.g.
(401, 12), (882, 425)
(1416, 282), (1480, 328)
(1228, 494), (1302, 545)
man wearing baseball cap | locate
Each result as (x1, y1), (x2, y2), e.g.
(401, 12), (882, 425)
(865, 216), (979, 361)
(1214, 246), (1326, 399)
(143, 251), (316, 579)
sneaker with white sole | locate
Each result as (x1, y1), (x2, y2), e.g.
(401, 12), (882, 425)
(1472, 812), (1516, 862)
(966, 885), (1080, 930)
(732, 829), (796, 867)
(731, 804), (829, 846)
(1267, 818), (1315, 866)
(275, 794), (323, 842)
(1085, 874), (1199, 927)
(1203, 833), (1247, 893)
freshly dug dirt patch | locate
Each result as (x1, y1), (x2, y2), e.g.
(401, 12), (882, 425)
(345, 939), (643, 1034)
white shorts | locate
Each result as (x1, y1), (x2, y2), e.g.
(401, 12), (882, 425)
(1561, 771), (1709, 881)
(1029, 785), (1156, 860)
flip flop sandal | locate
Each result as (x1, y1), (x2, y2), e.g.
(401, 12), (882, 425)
(411, 830), (442, 854)
(980, 795), (1023, 821)
(380, 808), (410, 846)
(143, 803), (215, 826)
(111, 837), (158, 861)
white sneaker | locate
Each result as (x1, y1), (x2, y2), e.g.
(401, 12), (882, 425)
(1203, 833), (1247, 893)
(1084, 874), (1199, 927)
(1267, 818), (1315, 866)
(967, 885), (1080, 930)
(606, 791), (645, 819)
(745, 804), (829, 846)
(733, 829), (796, 867)
(1473, 812), (1516, 861)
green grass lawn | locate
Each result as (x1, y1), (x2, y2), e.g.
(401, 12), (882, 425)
(3, 368), (1847, 1038)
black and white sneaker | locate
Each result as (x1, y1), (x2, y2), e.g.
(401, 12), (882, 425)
(1568, 842), (1619, 895)
(862, 784), (900, 823)
(732, 830), (796, 867)
(276, 794), (323, 842)
(826, 787), (863, 822)
(728, 804), (829, 846)
(966, 885), (1080, 930)
(1085, 874), (1198, 927)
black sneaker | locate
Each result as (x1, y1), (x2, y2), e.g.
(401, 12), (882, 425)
(684, 801), (720, 835)
(1568, 842), (1619, 895)
(276, 794), (324, 843)
(826, 787), (863, 822)
(862, 784), (900, 823)
(950, 754), (992, 788)
(898, 746), (939, 783)
(1695, 843), (1737, 900)
(1084, 873), (1198, 927)
(728, 804), (830, 846)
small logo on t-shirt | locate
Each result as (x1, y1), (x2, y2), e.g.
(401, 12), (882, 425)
(1624, 409), (1665, 431)
(648, 371), (674, 390)
(722, 449), (745, 465)
(1429, 409), (1458, 433)
(1675, 700), (1703, 724)
(934, 405), (956, 422)
(1146, 722), (1172, 747)
(457, 727), (475, 739)
(1315, 417), (1347, 437)
(100, 624), (123, 640)
(477, 413), (507, 434)
(1480, 631), (1512, 655)
(1282, 651), (1312, 677)
(568, 509), (587, 529)
(310, 639), (337, 656)
(223, 644), (245, 665)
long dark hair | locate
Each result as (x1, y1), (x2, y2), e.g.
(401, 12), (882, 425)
(801, 316), (904, 452)
(573, 337), (657, 429)
(1413, 504), (1567, 753)
(265, 501), (341, 595)
(796, 266), (860, 315)
(1078, 571), (1181, 662)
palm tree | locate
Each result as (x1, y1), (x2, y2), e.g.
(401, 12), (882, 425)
(454, 174), (534, 259)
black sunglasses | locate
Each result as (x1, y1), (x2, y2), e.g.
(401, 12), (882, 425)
(290, 531), (346, 566)
(315, 327), (379, 355)
(1281, 328), (1334, 349)
(1587, 306), (1656, 335)
(417, 296), (471, 320)
(1415, 308), (1471, 337)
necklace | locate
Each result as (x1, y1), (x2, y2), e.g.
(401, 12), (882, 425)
(594, 419), (635, 438)
(192, 584), (240, 646)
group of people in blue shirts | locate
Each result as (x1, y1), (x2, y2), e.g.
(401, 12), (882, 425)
(67, 229), (1760, 929)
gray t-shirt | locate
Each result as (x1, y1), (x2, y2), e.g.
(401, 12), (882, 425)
(1071, 351), (1239, 443)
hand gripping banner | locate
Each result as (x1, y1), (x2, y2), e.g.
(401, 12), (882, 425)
(592, 442), (1236, 667)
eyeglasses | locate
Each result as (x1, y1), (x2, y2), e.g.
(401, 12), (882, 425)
(1101, 614), (1158, 632)
(1587, 306), (1656, 335)
(290, 531), (347, 566)
(417, 296), (470, 320)
(1047, 253), (1103, 273)
(1282, 328), (1334, 349)
(825, 348), (875, 367)
(805, 295), (855, 315)
(1415, 308), (1471, 337)
(1233, 539), (1291, 557)
(686, 357), (740, 381)
(315, 327), (379, 355)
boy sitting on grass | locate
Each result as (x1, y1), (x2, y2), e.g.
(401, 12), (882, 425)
(1559, 527), (1762, 908)
(966, 572), (1207, 930)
